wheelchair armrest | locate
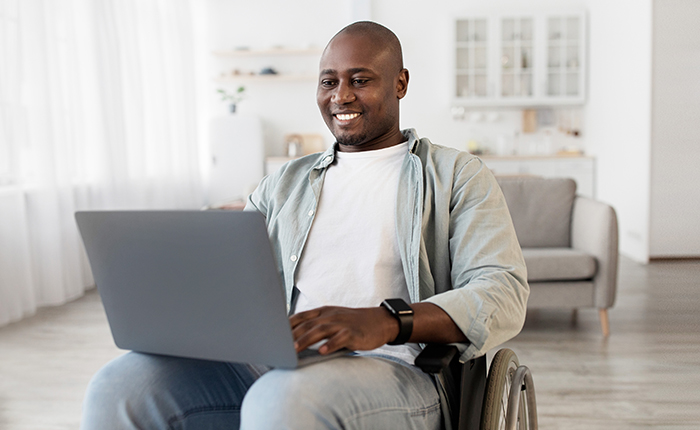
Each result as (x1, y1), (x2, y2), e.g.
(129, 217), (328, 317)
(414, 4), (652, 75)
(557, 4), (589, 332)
(416, 344), (486, 430)
(415, 344), (460, 374)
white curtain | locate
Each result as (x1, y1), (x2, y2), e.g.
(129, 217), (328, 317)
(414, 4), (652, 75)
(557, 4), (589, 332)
(0, 0), (206, 327)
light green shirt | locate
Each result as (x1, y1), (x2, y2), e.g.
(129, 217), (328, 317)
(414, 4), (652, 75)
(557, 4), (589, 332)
(245, 129), (529, 360)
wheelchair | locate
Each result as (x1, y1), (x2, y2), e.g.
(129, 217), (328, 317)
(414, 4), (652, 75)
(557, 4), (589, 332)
(416, 344), (538, 430)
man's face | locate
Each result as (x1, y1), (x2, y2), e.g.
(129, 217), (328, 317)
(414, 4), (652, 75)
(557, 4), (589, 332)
(316, 32), (408, 151)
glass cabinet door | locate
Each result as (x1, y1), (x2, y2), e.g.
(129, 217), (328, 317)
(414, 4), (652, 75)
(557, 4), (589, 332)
(454, 11), (586, 106)
(500, 17), (534, 98)
(455, 18), (489, 98)
(546, 15), (582, 98)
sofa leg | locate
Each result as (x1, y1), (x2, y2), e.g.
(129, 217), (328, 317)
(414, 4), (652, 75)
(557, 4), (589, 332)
(599, 308), (610, 337)
(571, 309), (578, 326)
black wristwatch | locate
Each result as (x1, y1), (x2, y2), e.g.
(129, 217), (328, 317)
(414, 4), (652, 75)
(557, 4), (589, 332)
(381, 299), (414, 345)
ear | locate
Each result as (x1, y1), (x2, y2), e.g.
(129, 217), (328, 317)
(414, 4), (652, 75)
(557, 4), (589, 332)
(396, 68), (409, 99)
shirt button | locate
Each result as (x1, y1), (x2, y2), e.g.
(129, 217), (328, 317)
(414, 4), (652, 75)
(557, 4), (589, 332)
(290, 255), (298, 262)
(324, 156), (332, 163)
(308, 210), (314, 217)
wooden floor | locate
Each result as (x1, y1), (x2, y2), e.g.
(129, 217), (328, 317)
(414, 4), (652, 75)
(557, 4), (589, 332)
(0, 257), (699, 429)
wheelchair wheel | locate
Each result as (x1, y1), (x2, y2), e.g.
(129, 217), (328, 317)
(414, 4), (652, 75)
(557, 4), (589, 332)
(480, 349), (528, 430)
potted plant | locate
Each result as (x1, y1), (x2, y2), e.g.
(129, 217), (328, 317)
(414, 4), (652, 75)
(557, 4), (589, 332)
(217, 86), (246, 113)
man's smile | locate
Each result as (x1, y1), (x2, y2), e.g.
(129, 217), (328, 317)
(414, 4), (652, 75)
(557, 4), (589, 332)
(334, 112), (361, 123)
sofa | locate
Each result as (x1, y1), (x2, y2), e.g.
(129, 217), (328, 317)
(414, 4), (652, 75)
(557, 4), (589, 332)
(495, 177), (619, 336)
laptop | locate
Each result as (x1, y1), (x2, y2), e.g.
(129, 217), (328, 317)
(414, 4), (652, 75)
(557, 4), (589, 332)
(75, 210), (348, 368)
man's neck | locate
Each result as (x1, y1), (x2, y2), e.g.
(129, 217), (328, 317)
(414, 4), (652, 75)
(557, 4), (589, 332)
(337, 128), (406, 153)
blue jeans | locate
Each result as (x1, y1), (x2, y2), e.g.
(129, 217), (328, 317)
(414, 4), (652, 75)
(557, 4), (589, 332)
(80, 352), (442, 429)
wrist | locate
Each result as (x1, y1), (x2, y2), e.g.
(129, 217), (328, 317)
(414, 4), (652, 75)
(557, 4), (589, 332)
(379, 307), (401, 345)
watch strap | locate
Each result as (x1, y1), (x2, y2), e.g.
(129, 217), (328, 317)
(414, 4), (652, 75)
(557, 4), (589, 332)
(381, 299), (414, 345)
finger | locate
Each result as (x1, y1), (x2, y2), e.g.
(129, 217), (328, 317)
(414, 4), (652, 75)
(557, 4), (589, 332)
(289, 308), (322, 328)
(317, 329), (352, 355)
(291, 309), (343, 345)
(291, 314), (329, 341)
(293, 322), (339, 353)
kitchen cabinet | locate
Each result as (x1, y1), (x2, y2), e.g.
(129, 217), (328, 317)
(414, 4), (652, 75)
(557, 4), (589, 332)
(455, 16), (490, 98)
(544, 14), (586, 101)
(499, 16), (536, 99)
(454, 10), (587, 106)
(482, 155), (595, 198)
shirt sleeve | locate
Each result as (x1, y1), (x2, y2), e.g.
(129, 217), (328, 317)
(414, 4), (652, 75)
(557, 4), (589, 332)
(244, 171), (277, 217)
(424, 157), (529, 360)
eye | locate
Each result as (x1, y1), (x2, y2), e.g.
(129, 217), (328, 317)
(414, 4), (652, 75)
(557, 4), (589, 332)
(352, 78), (369, 86)
(320, 79), (337, 88)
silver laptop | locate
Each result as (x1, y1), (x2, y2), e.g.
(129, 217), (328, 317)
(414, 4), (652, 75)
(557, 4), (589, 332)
(75, 210), (347, 368)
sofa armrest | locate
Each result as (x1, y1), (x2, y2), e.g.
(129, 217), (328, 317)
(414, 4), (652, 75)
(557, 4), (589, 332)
(571, 196), (619, 308)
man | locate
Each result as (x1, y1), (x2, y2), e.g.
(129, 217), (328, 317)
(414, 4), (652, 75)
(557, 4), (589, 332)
(81, 21), (528, 429)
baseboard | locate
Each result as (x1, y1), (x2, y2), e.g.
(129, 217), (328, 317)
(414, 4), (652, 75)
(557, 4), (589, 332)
(649, 256), (700, 262)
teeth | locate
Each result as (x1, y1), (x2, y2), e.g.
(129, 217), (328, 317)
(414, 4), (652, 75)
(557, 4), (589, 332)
(335, 113), (360, 121)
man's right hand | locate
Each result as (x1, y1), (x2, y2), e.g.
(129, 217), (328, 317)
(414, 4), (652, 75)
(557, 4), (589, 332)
(289, 306), (399, 355)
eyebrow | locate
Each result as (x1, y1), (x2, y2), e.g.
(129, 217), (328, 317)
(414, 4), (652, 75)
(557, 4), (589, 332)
(319, 67), (374, 76)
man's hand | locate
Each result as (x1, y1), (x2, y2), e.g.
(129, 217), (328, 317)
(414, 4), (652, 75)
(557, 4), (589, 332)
(290, 306), (399, 355)
(289, 303), (469, 355)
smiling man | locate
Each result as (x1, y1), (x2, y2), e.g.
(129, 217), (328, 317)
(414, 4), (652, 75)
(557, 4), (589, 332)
(81, 22), (528, 430)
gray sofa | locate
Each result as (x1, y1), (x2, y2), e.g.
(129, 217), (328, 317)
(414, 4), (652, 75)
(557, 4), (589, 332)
(496, 177), (619, 336)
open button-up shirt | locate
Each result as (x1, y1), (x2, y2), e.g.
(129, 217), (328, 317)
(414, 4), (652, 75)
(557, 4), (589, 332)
(245, 128), (529, 361)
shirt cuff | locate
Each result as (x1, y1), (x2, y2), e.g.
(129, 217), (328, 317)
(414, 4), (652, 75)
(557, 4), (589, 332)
(424, 293), (498, 361)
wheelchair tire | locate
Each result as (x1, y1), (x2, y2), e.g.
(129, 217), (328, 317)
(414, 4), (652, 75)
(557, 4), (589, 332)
(480, 348), (528, 430)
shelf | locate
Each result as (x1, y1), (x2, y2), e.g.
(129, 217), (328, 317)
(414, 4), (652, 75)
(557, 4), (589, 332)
(481, 154), (592, 160)
(212, 48), (323, 58)
(456, 41), (488, 47)
(456, 69), (489, 74)
(453, 97), (585, 107)
(215, 74), (317, 83)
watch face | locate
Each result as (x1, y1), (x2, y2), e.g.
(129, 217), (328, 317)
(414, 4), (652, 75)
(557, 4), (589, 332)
(383, 299), (413, 315)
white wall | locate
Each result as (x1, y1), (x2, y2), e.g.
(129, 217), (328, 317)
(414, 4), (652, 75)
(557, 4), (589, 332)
(649, 0), (700, 257)
(206, 0), (590, 156)
(584, 0), (653, 262)
(207, 0), (358, 156)
(207, 0), (700, 262)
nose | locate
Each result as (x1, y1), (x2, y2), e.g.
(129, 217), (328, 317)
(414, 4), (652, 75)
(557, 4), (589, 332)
(331, 81), (355, 105)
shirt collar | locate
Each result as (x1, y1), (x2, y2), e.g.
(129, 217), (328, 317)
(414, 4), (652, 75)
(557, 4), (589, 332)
(402, 128), (420, 154)
(312, 145), (337, 171)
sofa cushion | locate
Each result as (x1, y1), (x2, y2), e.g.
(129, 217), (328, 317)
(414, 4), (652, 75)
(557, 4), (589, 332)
(522, 248), (597, 282)
(496, 177), (576, 248)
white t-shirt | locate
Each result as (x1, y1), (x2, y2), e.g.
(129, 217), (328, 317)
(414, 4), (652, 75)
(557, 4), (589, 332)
(294, 142), (420, 364)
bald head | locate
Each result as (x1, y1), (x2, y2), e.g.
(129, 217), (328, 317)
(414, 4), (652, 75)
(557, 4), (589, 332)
(324, 21), (404, 73)
(317, 21), (409, 152)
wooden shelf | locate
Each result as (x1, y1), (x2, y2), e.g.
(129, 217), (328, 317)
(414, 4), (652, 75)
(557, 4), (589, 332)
(212, 48), (323, 58)
(215, 74), (317, 83)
